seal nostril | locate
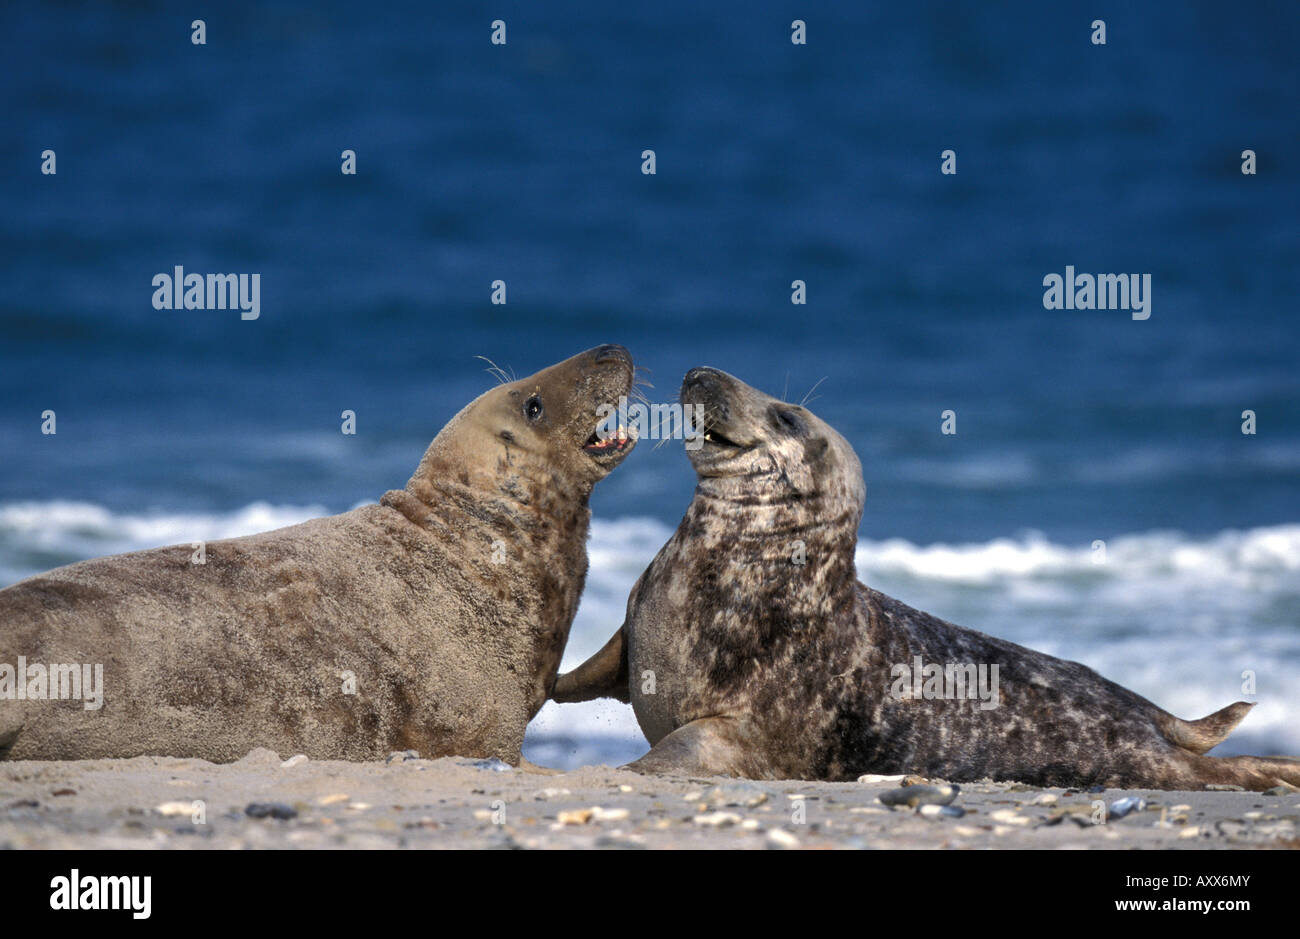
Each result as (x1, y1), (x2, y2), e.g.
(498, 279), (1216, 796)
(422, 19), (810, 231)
(770, 406), (805, 436)
(683, 367), (722, 392)
(593, 344), (630, 365)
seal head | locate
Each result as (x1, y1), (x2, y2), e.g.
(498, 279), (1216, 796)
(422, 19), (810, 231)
(399, 343), (638, 515)
(683, 365), (863, 506)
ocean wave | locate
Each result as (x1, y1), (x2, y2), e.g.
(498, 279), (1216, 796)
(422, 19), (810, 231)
(854, 525), (1300, 584)
(0, 500), (330, 583)
(886, 443), (1300, 491)
(1, 502), (1295, 766)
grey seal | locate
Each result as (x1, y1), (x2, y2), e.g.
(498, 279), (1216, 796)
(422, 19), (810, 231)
(0, 345), (637, 763)
(554, 367), (1299, 791)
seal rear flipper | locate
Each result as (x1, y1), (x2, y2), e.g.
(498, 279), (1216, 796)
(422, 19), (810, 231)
(552, 626), (628, 703)
(1188, 753), (1300, 791)
(1158, 701), (1255, 754)
(623, 717), (755, 777)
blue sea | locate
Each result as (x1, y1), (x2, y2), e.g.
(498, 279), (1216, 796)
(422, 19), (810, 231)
(2, 2), (1297, 766)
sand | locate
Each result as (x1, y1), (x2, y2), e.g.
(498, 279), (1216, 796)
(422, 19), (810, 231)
(3, 748), (1298, 849)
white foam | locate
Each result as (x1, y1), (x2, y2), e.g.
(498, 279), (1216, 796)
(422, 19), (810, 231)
(2, 502), (1295, 767)
(855, 524), (1300, 584)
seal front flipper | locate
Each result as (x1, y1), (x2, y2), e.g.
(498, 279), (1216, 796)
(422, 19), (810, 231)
(552, 626), (629, 703)
(623, 717), (757, 777)
(0, 721), (20, 760)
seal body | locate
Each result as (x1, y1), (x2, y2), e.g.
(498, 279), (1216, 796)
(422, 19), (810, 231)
(0, 345), (637, 762)
(555, 368), (1300, 791)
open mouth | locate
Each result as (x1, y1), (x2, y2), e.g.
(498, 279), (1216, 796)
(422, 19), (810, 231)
(583, 421), (637, 458)
(700, 425), (745, 451)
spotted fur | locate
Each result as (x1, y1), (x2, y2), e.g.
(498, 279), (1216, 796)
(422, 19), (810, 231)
(555, 368), (1300, 790)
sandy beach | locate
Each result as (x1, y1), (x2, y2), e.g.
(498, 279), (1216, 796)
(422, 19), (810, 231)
(3, 748), (1297, 850)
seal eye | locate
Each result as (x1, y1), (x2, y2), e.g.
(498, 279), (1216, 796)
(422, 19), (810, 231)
(524, 396), (544, 422)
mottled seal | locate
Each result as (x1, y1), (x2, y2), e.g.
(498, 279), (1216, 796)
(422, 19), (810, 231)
(554, 367), (1300, 791)
(0, 345), (637, 763)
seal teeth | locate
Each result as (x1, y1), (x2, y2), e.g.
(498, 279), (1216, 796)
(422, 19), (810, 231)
(583, 419), (635, 456)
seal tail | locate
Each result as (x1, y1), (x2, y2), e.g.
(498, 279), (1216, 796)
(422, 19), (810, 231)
(1158, 701), (1255, 755)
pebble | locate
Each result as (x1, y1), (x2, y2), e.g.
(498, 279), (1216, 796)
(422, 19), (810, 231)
(989, 809), (1030, 826)
(1263, 785), (1295, 796)
(1156, 807), (1189, 827)
(1042, 804), (1103, 827)
(919, 804), (966, 819)
(1206, 783), (1244, 791)
(766, 829), (799, 848)
(557, 809), (594, 825)
(1031, 793), (1059, 806)
(155, 801), (196, 816)
(693, 811), (742, 828)
(1108, 796), (1147, 819)
(878, 784), (959, 809)
(317, 793), (349, 806)
(470, 757), (512, 773)
(280, 754), (309, 768)
(705, 783), (769, 808)
(593, 835), (647, 850)
(1179, 826), (1201, 838)
(857, 774), (907, 784)
(386, 750), (419, 765)
(245, 802), (297, 820)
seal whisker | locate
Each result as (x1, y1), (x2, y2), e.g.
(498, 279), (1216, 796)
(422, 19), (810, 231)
(474, 355), (513, 387)
(800, 376), (829, 408)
